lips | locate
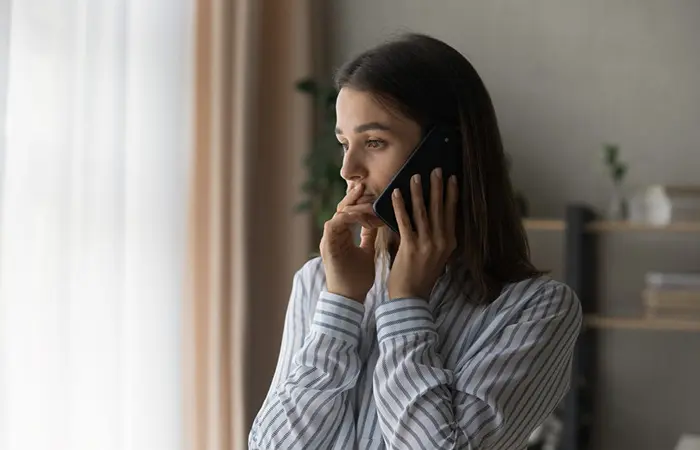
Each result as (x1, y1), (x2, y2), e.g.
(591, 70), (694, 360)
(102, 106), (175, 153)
(346, 184), (376, 204)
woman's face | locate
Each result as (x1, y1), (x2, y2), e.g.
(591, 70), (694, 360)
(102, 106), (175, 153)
(335, 87), (422, 209)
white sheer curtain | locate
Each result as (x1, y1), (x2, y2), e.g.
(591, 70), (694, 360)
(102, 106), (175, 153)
(0, 1), (193, 449)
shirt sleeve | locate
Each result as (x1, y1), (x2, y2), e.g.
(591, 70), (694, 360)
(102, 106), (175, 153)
(372, 281), (582, 450)
(248, 265), (366, 449)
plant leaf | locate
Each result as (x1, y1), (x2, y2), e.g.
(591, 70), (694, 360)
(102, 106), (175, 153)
(293, 200), (312, 213)
(603, 143), (619, 165)
(613, 163), (627, 182)
(295, 78), (318, 94)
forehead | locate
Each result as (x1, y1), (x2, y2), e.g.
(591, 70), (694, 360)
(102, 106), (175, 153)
(335, 88), (397, 129)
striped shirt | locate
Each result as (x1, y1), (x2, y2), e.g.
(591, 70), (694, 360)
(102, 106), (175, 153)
(249, 256), (582, 449)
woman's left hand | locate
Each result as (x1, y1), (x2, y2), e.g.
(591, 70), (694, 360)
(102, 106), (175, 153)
(387, 168), (459, 301)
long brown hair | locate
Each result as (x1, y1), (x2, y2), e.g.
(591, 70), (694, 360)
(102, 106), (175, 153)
(334, 33), (544, 304)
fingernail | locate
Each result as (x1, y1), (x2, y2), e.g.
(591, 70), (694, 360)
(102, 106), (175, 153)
(450, 175), (457, 184)
(434, 168), (442, 179)
(393, 188), (400, 198)
(412, 174), (420, 184)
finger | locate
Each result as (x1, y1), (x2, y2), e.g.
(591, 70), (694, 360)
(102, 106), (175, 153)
(323, 213), (350, 250)
(410, 173), (430, 238)
(349, 213), (376, 230)
(326, 211), (357, 235)
(430, 168), (444, 238)
(391, 188), (415, 241)
(359, 226), (378, 252)
(336, 184), (364, 212)
(322, 213), (357, 256)
(329, 210), (380, 234)
(341, 205), (383, 227)
(445, 175), (459, 248)
(357, 215), (385, 229)
(341, 203), (375, 215)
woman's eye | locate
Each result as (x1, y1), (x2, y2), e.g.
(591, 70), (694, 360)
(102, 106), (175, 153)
(366, 139), (385, 149)
(338, 139), (384, 154)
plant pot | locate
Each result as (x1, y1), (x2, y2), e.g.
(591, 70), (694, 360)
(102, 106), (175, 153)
(607, 184), (628, 220)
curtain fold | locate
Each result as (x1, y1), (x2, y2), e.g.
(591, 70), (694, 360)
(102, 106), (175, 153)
(185, 1), (317, 448)
(0, 1), (193, 449)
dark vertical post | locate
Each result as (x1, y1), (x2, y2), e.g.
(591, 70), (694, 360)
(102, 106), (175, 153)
(560, 204), (597, 450)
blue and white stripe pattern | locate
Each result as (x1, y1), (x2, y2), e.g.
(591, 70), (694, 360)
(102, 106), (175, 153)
(249, 257), (582, 449)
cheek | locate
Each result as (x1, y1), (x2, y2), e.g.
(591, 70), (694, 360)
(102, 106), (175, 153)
(373, 153), (409, 191)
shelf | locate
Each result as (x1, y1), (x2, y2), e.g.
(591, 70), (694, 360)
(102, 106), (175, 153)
(522, 219), (566, 231)
(523, 219), (700, 233)
(584, 314), (700, 332)
(586, 221), (700, 233)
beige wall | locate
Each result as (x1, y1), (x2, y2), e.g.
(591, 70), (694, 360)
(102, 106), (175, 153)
(328, 0), (700, 218)
(327, 1), (700, 449)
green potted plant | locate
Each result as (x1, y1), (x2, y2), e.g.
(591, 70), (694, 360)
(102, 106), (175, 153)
(293, 78), (345, 239)
(601, 143), (628, 219)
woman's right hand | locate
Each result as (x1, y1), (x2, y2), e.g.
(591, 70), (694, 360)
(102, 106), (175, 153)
(320, 185), (383, 303)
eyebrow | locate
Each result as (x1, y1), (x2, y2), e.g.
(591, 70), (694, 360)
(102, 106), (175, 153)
(335, 121), (391, 135)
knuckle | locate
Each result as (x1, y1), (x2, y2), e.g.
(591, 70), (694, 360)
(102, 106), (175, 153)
(419, 241), (433, 254)
(434, 238), (447, 252)
(324, 217), (339, 234)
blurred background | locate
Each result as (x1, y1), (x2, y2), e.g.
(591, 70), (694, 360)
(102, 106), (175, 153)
(1, 1), (699, 450)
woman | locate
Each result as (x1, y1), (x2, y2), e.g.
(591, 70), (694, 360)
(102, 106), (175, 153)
(249, 33), (582, 450)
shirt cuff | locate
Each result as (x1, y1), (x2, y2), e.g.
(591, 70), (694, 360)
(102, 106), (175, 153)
(375, 297), (436, 342)
(311, 291), (365, 346)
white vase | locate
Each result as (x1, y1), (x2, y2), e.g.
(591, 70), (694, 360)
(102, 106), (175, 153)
(607, 184), (628, 220)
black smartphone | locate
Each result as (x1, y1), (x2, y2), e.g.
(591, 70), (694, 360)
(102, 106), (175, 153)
(372, 124), (462, 234)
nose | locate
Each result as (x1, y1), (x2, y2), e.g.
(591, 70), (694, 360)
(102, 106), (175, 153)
(340, 145), (368, 185)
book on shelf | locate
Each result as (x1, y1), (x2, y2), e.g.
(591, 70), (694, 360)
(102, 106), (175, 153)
(665, 186), (700, 222)
(645, 271), (700, 290)
(643, 272), (700, 319)
(643, 288), (700, 320)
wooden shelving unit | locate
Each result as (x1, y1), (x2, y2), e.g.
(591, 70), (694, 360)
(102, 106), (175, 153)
(523, 219), (567, 231)
(548, 206), (700, 450)
(523, 218), (700, 233)
(586, 220), (700, 233)
(584, 315), (700, 332)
